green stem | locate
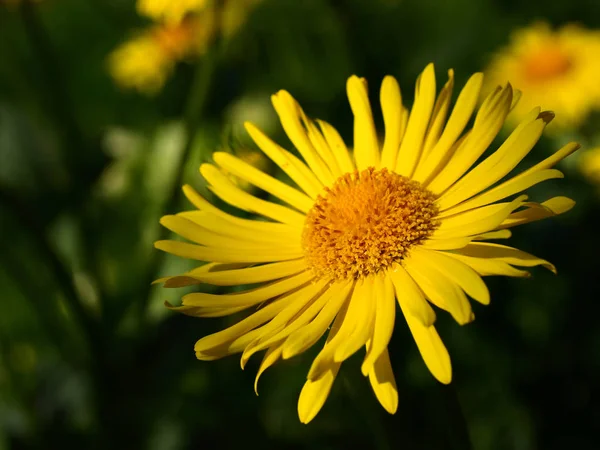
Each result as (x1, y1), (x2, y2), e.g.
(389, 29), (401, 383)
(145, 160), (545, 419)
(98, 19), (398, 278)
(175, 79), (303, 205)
(0, 186), (101, 361)
(137, 43), (220, 324)
(437, 383), (473, 450)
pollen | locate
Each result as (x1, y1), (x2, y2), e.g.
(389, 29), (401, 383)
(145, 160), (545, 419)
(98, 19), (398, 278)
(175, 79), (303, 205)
(302, 167), (439, 281)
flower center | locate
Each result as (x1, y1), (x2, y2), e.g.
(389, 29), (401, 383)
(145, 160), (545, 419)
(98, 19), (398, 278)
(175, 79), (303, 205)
(302, 167), (439, 281)
(522, 45), (573, 82)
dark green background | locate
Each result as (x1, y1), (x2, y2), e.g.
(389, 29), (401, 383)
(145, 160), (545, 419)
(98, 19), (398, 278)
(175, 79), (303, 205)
(1, 0), (599, 448)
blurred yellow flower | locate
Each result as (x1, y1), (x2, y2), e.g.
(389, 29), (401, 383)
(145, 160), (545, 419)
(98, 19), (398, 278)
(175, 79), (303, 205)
(578, 147), (600, 185)
(484, 22), (600, 131)
(155, 64), (579, 423)
(220, 148), (271, 193)
(137, 0), (209, 24)
(108, 15), (214, 95)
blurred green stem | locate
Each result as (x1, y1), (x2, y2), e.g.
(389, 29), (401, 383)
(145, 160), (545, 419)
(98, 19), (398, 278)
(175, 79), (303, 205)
(137, 33), (221, 325)
(0, 186), (101, 362)
(437, 383), (473, 450)
(18, 0), (86, 179)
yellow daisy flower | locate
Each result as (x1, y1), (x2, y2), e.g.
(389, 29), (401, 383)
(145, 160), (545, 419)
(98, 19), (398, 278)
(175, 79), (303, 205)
(137, 0), (209, 25)
(108, 15), (214, 95)
(155, 64), (579, 423)
(484, 22), (600, 131)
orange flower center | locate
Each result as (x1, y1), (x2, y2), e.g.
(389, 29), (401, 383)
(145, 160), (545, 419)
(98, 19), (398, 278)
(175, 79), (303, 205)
(302, 167), (439, 281)
(522, 45), (573, 82)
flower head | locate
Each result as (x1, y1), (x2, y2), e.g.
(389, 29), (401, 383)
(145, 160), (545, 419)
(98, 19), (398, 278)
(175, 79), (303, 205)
(137, 0), (209, 24)
(484, 22), (600, 131)
(155, 64), (579, 423)
(108, 16), (213, 94)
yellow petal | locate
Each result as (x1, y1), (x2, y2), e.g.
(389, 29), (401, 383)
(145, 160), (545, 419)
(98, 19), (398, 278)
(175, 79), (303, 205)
(396, 63), (436, 177)
(212, 152), (314, 213)
(316, 120), (355, 174)
(271, 91), (334, 186)
(452, 242), (555, 273)
(414, 72), (483, 184)
(201, 164), (306, 226)
(301, 116), (343, 178)
(403, 256), (473, 325)
(282, 280), (353, 359)
(154, 240), (304, 263)
(438, 169), (563, 218)
(444, 252), (531, 277)
(361, 275), (396, 375)
(421, 70), (455, 159)
(368, 347), (398, 414)
(426, 84), (512, 194)
(184, 259), (307, 286)
(389, 265), (436, 327)
(244, 122), (322, 198)
(254, 342), (284, 395)
(410, 247), (490, 305)
(379, 75), (404, 169)
(400, 302), (452, 384)
(498, 196), (575, 229)
(347, 76), (380, 170)
(298, 361), (341, 424)
(433, 195), (527, 239)
(421, 236), (473, 250)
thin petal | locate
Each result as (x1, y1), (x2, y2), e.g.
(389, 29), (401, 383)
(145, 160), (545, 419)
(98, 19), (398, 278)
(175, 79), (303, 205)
(380, 75), (404, 170)
(298, 360), (341, 424)
(451, 242), (555, 273)
(201, 164), (306, 226)
(411, 247), (490, 305)
(361, 275), (396, 375)
(254, 342), (284, 394)
(212, 152), (314, 213)
(444, 252), (531, 277)
(498, 196), (575, 229)
(396, 63), (437, 177)
(244, 122), (323, 198)
(421, 70), (455, 159)
(403, 256), (474, 325)
(389, 265), (436, 327)
(368, 347), (398, 414)
(317, 120), (355, 174)
(347, 76), (380, 170)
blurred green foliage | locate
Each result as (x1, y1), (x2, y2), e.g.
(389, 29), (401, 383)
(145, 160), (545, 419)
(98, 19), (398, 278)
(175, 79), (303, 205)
(1, 0), (600, 449)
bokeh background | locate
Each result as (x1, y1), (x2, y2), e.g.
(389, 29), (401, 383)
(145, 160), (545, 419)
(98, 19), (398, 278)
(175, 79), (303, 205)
(1, 0), (600, 449)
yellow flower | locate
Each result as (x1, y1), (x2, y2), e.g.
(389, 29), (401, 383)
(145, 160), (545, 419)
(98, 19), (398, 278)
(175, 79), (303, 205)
(137, 0), (209, 24)
(155, 64), (579, 423)
(578, 147), (600, 185)
(108, 15), (214, 95)
(484, 22), (600, 131)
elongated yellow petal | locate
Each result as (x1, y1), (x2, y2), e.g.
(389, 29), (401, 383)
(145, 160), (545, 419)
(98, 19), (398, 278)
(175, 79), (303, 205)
(499, 196), (575, 229)
(473, 229), (512, 240)
(298, 361), (341, 424)
(438, 169), (563, 218)
(317, 120), (355, 174)
(414, 72), (483, 184)
(333, 277), (376, 362)
(400, 301), (452, 384)
(347, 76), (380, 170)
(254, 342), (284, 394)
(452, 242), (555, 272)
(444, 252), (531, 277)
(184, 259), (307, 286)
(437, 115), (546, 210)
(389, 265), (436, 327)
(426, 84), (513, 194)
(362, 275), (396, 375)
(396, 63), (436, 177)
(421, 70), (455, 159)
(282, 281), (353, 359)
(213, 152), (314, 213)
(244, 122), (323, 198)
(380, 75), (404, 169)
(403, 256), (474, 325)
(301, 116), (343, 178)
(155, 240), (304, 263)
(421, 236), (473, 250)
(271, 91), (334, 186)
(433, 195), (527, 239)
(160, 215), (302, 251)
(201, 164), (306, 226)
(182, 270), (314, 308)
(411, 247), (490, 305)
(368, 347), (398, 414)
